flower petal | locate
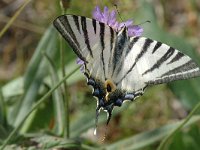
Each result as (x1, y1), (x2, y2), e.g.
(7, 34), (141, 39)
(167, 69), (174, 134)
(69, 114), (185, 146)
(102, 6), (109, 23)
(128, 25), (143, 36)
(118, 20), (133, 30)
(76, 58), (84, 65)
(113, 22), (120, 31)
(93, 6), (103, 21)
(123, 19), (133, 27)
(108, 10), (117, 26)
(80, 65), (84, 73)
(92, 6), (143, 37)
(76, 58), (85, 73)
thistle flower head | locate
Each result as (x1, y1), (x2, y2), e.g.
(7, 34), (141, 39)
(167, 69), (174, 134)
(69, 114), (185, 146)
(93, 6), (143, 36)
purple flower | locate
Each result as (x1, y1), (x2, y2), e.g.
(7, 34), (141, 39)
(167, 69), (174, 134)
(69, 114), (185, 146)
(76, 58), (84, 72)
(93, 6), (143, 37)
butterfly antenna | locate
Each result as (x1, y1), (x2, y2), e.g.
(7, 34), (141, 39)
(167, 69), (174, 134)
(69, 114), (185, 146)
(114, 3), (151, 27)
(136, 20), (151, 26)
(114, 4), (124, 23)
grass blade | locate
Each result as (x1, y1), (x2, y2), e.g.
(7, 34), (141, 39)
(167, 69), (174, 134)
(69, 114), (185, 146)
(0, 0), (31, 38)
(157, 100), (200, 150)
(43, 52), (65, 136)
(14, 26), (59, 129)
(106, 116), (200, 150)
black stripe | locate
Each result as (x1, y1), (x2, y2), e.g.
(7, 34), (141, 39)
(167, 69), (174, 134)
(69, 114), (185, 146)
(161, 60), (198, 77)
(92, 19), (97, 34)
(62, 16), (80, 50)
(72, 15), (80, 33)
(53, 18), (86, 62)
(126, 37), (139, 56)
(112, 27), (128, 76)
(99, 22), (106, 79)
(152, 41), (162, 53)
(147, 60), (200, 85)
(110, 27), (114, 52)
(167, 52), (185, 64)
(81, 16), (93, 57)
(142, 47), (175, 75)
(116, 38), (153, 85)
(108, 27), (115, 73)
(99, 22), (105, 49)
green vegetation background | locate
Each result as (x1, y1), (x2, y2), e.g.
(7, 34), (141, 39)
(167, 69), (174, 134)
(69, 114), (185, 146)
(0, 0), (200, 149)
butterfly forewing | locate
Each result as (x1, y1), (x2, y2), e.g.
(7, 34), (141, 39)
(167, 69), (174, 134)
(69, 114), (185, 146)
(53, 15), (117, 81)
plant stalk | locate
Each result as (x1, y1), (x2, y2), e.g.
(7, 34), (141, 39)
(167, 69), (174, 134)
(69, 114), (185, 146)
(157, 100), (200, 150)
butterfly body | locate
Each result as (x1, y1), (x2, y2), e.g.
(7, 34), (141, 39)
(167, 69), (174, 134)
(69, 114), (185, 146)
(53, 15), (200, 124)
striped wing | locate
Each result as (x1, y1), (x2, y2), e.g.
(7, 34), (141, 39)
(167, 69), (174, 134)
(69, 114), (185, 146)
(54, 14), (200, 95)
(53, 15), (116, 82)
(115, 37), (200, 92)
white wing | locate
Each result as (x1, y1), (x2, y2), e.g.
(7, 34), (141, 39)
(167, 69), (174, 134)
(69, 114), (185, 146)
(54, 15), (200, 95)
(53, 15), (117, 82)
(114, 37), (200, 92)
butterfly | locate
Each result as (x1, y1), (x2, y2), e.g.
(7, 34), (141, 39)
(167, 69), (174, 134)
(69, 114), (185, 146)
(53, 14), (200, 126)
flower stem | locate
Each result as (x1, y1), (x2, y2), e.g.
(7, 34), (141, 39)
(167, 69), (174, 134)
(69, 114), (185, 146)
(59, 0), (70, 139)
(157, 100), (200, 150)
(0, 66), (79, 150)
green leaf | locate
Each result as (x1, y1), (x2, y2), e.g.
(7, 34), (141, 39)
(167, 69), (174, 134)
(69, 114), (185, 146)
(30, 134), (80, 149)
(13, 26), (60, 131)
(106, 116), (200, 150)
(0, 89), (6, 127)
(24, 26), (58, 89)
(44, 52), (65, 135)
(0, 66), (80, 149)
(2, 77), (23, 99)
(2, 134), (81, 150)
(169, 125), (200, 150)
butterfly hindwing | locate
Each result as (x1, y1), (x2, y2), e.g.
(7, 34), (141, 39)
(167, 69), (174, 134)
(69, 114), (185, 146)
(115, 36), (200, 93)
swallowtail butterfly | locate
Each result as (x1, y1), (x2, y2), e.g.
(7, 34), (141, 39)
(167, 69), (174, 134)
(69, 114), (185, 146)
(53, 15), (200, 125)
